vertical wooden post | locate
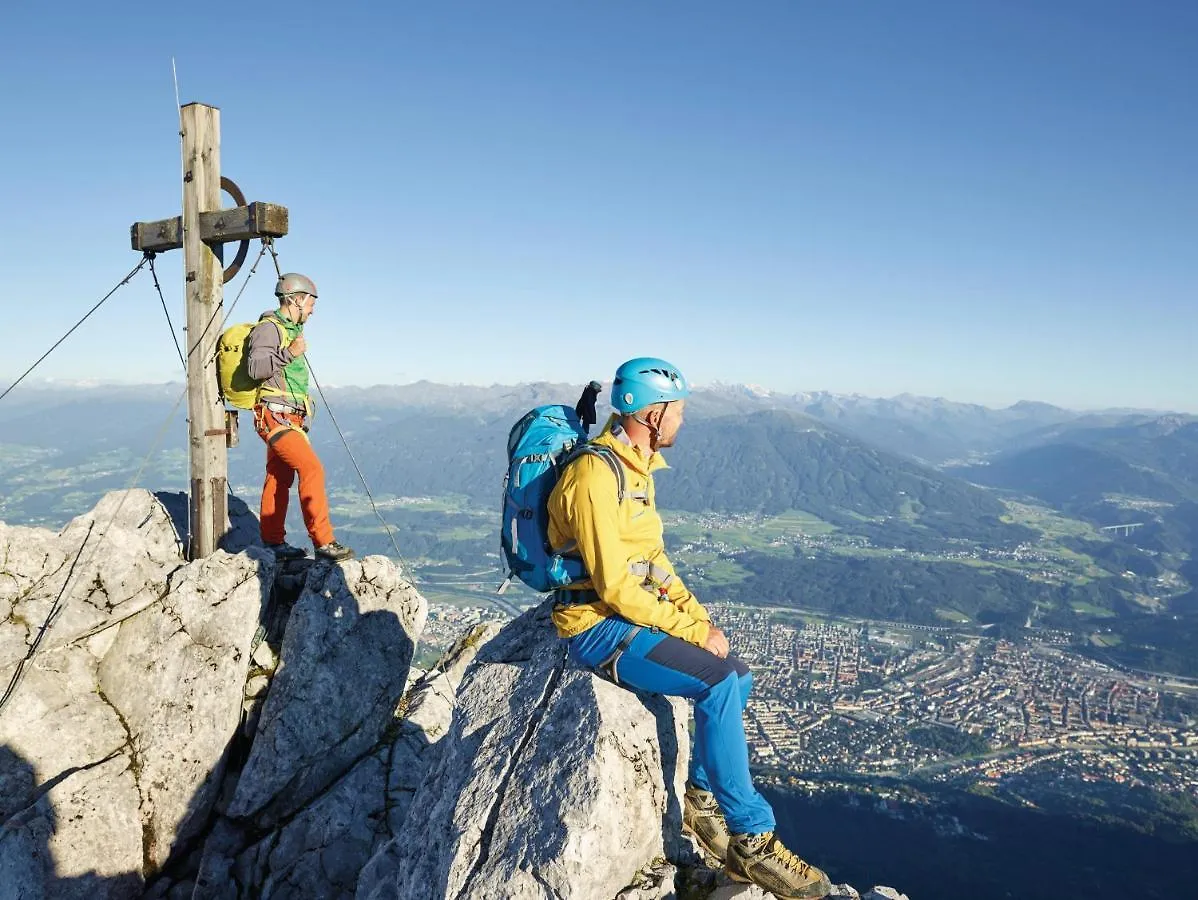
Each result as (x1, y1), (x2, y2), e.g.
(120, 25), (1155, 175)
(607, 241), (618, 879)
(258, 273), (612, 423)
(181, 102), (229, 558)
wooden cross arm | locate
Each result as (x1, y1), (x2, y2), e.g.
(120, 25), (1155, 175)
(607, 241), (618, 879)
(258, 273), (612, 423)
(130, 202), (289, 253)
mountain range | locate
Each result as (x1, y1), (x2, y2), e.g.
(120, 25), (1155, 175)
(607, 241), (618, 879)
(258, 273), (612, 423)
(3, 379), (1195, 671)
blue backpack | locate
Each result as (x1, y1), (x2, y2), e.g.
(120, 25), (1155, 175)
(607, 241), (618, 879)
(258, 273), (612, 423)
(498, 383), (626, 594)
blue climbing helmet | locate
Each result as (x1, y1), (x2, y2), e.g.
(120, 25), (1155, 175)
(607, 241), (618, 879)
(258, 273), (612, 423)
(611, 357), (691, 414)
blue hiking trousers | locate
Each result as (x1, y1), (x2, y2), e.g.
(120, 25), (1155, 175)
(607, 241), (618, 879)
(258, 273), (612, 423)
(567, 614), (776, 835)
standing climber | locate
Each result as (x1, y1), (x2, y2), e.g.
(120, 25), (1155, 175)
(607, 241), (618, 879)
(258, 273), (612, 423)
(247, 273), (353, 562)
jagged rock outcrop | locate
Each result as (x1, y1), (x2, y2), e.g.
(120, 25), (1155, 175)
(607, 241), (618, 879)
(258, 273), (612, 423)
(228, 557), (426, 827)
(1, 491), (907, 900)
(192, 555), (427, 899)
(0, 490), (184, 672)
(357, 600), (692, 900)
(205, 606), (499, 900)
(383, 620), (503, 833)
(0, 490), (271, 899)
(356, 621), (503, 893)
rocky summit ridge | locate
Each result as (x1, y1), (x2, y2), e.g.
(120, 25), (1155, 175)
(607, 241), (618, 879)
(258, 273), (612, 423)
(0, 490), (906, 899)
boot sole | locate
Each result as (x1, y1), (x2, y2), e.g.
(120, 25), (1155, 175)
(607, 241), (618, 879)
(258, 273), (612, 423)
(724, 863), (831, 899)
(681, 823), (727, 866)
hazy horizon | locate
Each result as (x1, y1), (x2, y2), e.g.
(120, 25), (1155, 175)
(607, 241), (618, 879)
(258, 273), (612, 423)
(7, 375), (1194, 417)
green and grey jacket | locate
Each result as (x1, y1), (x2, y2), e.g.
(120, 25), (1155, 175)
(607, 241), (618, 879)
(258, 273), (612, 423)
(247, 311), (311, 414)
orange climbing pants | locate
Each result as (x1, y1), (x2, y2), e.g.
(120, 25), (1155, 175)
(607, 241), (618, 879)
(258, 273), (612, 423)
(254, 405), (334, 548)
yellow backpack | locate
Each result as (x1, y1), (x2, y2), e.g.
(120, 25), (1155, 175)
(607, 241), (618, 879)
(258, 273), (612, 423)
(216, 320), (287, 410)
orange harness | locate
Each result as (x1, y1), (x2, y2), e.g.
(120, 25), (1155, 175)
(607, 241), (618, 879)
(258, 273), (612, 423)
(255, 404), (309, 445)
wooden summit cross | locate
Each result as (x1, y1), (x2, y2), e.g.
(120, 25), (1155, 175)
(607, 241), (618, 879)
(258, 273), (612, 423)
(130, 102), (289, 560)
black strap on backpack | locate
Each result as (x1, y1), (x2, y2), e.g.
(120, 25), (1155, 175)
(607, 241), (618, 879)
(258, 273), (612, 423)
(575, 380), (603, 433)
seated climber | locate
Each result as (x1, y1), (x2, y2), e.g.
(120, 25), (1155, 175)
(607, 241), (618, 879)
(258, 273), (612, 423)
(546, 357), (832, 900)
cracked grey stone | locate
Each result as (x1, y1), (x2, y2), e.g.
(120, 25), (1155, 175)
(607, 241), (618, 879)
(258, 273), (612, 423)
(863, 889), (908, 900)
(0, 640), (142, 895)
(708, 885), (774, 900)
(193, 557), (425, 898)
(0, 489), (184, 673)
(251, 638), (277, 671)
(245, 674), (271, 699)
(614, 859), (677, 899)
(0, 733), (143, 899)
(230, 750), (390, 900)
(357, 600), (690, 900)
(383, 621), (502, 834)
(0, 491), (273, 896)
(226, 556), (426, 830)
(96, 548), (272, 870)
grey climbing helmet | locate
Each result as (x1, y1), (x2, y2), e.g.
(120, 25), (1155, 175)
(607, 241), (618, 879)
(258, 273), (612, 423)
(275, 272), (318, 299)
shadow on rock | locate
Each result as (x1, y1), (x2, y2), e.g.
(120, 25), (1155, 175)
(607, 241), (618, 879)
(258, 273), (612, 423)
(0, 744), (144, 900)
(154, 490), (263, 557)
(190, 556), (425, 899)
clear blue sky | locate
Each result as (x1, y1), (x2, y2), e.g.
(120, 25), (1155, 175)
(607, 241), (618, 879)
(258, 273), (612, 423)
(2, 1), (1195, 411)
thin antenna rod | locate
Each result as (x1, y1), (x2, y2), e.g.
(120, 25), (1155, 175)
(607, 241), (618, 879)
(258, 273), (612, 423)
(171, 57), (194, 551)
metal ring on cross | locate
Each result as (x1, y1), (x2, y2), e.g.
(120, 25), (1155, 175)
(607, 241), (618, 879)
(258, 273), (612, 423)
(220, 176), (251, 284)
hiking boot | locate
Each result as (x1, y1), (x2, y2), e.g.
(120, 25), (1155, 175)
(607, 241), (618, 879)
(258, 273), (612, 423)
(265, 542), (307, 559)
(726, 831), (832, 899)
(314, 541), (355, 562)
(683, 784), (731, 863)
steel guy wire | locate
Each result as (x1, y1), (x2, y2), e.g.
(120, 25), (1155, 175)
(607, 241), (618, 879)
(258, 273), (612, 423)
(0, 258), (149, 404)
(0, 380), (190, 718)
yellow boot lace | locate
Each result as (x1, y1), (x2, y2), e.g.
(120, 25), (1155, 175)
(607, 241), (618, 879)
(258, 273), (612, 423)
(766, 834), (815, 878)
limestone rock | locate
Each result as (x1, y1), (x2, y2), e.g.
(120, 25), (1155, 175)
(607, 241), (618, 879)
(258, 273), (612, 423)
(192, 751), (391, 900)
(358, 600), (689, 900)
(701, 883), (864, 900)
(0, 626), (147, 897)
(0, 492), (271, 898)
(193, 555), (426, 899)
(384, 621), (502, 833)
(863, 889), (909, 900)
(0, 489), (184, 672)
(226, 556), (426, 829)
(0, 715), (142, 900)
(614, 859), (677, 899)
(96, 548), (272, 869)
(707, 884), (773, 900)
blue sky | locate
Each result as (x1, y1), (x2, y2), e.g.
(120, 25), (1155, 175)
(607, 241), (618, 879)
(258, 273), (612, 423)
(2, 1), (1195, 411)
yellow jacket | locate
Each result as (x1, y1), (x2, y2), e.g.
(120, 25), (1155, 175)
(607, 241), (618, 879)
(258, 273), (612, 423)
(546, 417), (711, 646)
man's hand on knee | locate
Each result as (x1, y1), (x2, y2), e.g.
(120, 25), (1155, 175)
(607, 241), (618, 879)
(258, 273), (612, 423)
(703, 626), (730, 659)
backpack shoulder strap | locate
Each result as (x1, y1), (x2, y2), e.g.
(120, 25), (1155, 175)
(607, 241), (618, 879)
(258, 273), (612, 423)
(570, 443), (627, 503)
(256, 312), (291, 345)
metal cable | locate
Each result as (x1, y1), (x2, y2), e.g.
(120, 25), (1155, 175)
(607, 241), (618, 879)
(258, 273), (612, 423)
(306, 360), (408, 566)
(185, 241), (270, 365)
(0, 381), (190, 718)
(262, 238), (411, 568)
(264, 236), (283, 279)
(175, 240), (268, 556)
(146, 252), (186, 371)
(0, 241), (272, 717)
(0, 258), (149, 404)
